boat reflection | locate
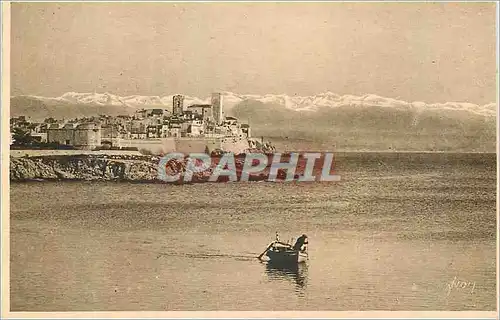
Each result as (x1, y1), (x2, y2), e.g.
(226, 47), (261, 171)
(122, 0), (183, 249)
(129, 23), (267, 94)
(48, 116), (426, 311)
(265, 261), (308, 291)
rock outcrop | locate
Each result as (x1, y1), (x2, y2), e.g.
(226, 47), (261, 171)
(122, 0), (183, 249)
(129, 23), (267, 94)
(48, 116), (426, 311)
(10, 155), (160, 182)
(10, 154), (277, 183)
(10, 149), (322, 183)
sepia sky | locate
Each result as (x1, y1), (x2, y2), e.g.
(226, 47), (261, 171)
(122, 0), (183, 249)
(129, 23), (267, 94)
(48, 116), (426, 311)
(10, 2), (497, 104)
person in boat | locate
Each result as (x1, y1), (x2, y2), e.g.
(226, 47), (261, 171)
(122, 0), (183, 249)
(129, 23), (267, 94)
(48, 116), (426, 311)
(293, 234), (308, 252)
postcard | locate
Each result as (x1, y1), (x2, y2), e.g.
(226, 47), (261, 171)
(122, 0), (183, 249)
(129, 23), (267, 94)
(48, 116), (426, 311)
(2, 1), (498, 319)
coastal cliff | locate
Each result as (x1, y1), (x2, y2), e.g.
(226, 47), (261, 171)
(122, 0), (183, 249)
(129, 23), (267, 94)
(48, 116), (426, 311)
(9, 136), (278, 182)
(10, 155), (160, 182)
(10, 154), (279, 183)
(9, 151), (317, 183)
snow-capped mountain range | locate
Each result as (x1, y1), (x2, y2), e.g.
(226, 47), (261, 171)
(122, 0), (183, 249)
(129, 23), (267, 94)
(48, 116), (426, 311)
(13, 91), (496, 117)
(9, 91), (496, 152)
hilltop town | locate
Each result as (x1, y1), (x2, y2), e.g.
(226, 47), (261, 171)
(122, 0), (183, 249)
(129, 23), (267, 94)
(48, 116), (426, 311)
(10, 92), (275, 155)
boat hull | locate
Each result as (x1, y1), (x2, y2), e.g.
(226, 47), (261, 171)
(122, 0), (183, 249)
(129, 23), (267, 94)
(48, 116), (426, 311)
(266, 249), (308, 264)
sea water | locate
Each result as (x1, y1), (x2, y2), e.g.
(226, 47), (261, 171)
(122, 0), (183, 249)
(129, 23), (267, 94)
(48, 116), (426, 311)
(10, 152), (496, 311)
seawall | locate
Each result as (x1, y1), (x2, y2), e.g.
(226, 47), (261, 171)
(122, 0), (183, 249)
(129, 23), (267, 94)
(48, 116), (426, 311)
(114, 137), (252, 155)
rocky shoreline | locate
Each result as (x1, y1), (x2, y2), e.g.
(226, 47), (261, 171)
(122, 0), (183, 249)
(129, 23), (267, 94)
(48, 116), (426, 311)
(10, 155), (161, 182)
(9, 153), (280, 183)
(12, 150), (490, 183)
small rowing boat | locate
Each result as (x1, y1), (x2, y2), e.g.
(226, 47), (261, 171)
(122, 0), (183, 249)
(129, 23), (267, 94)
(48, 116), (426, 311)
(258, 233), (308, 264)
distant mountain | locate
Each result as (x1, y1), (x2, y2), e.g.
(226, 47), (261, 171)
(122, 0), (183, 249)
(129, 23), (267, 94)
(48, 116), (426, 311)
(11, 91), (496, 115)
(57, 92), (209, 108)
(230, 99), (495, 152)
(10, 91), (496, 152)
(10, 95), (136, 121)
(9, 92), (211, 120)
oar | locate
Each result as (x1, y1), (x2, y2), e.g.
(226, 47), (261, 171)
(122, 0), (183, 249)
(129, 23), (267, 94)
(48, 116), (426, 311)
(257, 242), (274, 260)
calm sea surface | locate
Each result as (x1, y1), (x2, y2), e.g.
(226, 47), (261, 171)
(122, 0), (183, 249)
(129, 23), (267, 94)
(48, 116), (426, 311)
(10, 152), (497, 311)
